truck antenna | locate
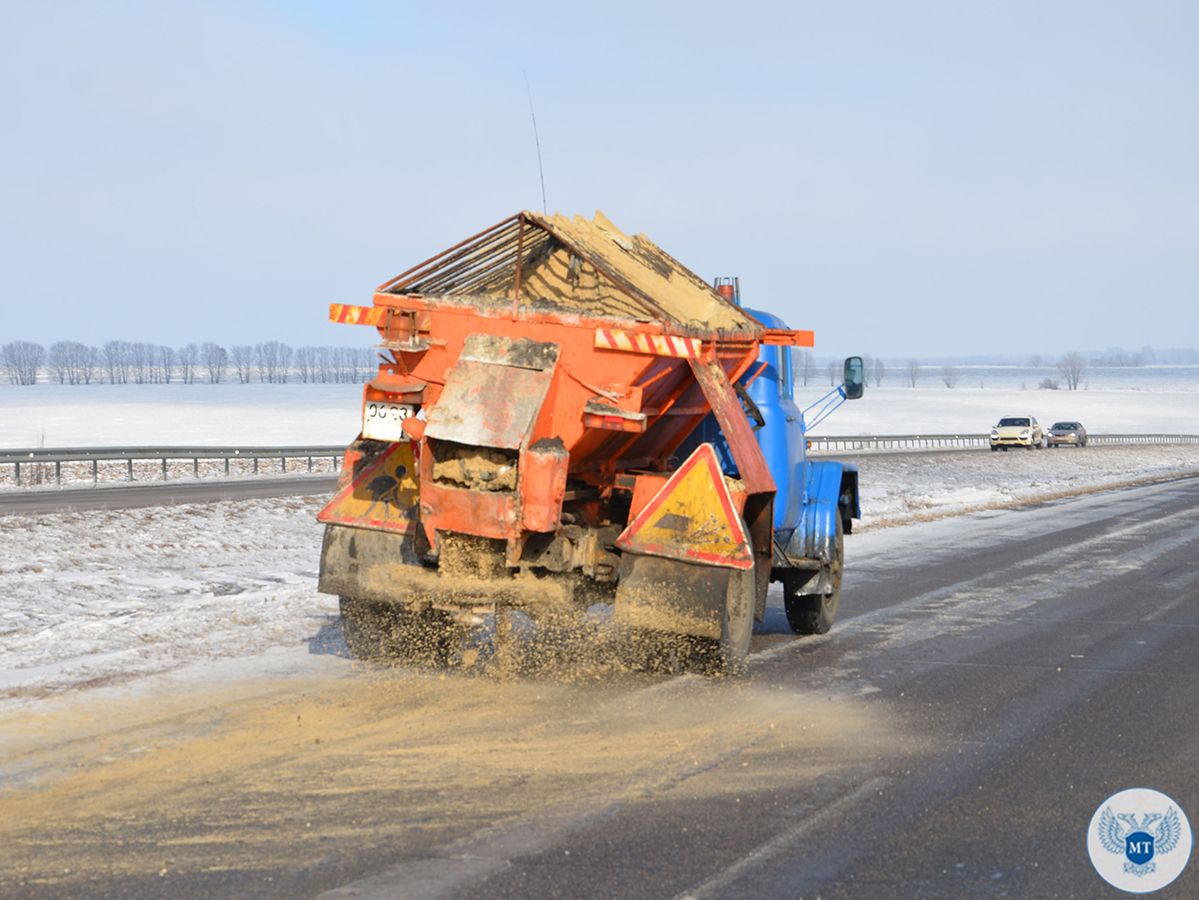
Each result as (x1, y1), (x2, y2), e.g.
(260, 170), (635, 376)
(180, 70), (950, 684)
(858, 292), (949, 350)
(523, 71), (548, 214)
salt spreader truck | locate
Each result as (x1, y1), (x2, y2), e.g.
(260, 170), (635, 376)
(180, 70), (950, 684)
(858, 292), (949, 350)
(317, 212), (864, 673)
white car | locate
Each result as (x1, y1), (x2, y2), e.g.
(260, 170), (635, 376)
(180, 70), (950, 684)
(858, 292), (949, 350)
(990, 416), (1045, 451)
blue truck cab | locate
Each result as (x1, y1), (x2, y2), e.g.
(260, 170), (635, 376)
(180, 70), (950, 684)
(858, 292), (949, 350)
(680, 283), (864, 635)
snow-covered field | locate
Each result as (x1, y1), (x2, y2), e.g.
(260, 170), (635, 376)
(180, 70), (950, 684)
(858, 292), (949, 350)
(1, 375), (1198, 711)
(0, 497), (334, 706)
(0, 382), (364, 449)
(1, 372), (1197, 449)
(830, 384), (1199, 436)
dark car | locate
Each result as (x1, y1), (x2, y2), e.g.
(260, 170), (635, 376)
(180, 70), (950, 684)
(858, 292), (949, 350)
(1047, 421), (1088, 448)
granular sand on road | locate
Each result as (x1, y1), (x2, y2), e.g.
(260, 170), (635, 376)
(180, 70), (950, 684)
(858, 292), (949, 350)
(0, 665), (902, 896)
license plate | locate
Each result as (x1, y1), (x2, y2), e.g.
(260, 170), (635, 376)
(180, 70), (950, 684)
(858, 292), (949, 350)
(362, 402), (416, 442)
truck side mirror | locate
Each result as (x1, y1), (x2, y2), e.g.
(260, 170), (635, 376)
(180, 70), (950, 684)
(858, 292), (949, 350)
(843, 356), (865, 400)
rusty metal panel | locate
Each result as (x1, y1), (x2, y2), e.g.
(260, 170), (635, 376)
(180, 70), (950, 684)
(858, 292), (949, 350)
(628, 472), (669, 521)
(519, 438), (570, 533)
(424, 335), (559, 450)
(458, 333), (559, 370)
(688, 357), (775, 497)
(419, 480), (519, 542)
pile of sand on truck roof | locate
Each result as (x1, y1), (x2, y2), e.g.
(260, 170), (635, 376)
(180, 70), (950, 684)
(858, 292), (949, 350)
(378, 210), (762, 335)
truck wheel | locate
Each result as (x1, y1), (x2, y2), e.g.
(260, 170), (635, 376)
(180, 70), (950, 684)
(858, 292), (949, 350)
(339, 596), (457, 666)
(718, 564), (756, 675)
(784, 518), (843, 635)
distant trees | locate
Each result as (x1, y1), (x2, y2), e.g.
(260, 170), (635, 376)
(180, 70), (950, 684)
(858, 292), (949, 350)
(865, 356), (887, 387)
(293, 346), (378, 383)
(1057, 352), (1088, 391)
(202, 342), (228, 384)
(15, 338), (1199, 393)
(254, 341), (293, 383)
(47, 341), (97, 385)
(158, 346), (176, 384)
(791, 347), (810, 388)
(796, 349), (815, 385)
(177, 344), (199, 384)
(230, 345), (255, 384)
(295, 346), (318, 383)
(905, 359), (921, 387)
(1094, 346), (1143, 367)
(0, 338), (375, 387)
(342, 346), (376, 383)
(3, 341), (45, 385)
(103, 340), (131, 384)
(129, 342), (154, 384)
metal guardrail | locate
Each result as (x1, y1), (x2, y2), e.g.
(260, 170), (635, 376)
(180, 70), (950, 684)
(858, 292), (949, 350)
(0, 445), (345, 486)
(808, 434), (988, 451)
(807, 433), (1199, 452)
(1087, 434), (1199, 445)
(3, 434), (1198, 487)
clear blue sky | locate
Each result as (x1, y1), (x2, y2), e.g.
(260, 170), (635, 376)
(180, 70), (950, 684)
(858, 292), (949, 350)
(2, 1), (1196, 360)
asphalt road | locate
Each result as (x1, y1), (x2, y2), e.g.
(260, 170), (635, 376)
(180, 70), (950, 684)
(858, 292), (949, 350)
(3, 476), (1197, 898)
(0, 475), (338, 514)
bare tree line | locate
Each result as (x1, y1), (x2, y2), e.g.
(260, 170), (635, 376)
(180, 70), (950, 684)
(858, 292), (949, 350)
(0, 341), (1122, 395)
(801, 353), (1091, 392)
(2, 341), (377, 386)
(794, 351), (888, 388)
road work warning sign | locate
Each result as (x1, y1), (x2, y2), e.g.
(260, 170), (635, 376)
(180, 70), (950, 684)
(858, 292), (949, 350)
(317, 442), (419, 533)
(616, 443), (752, 569)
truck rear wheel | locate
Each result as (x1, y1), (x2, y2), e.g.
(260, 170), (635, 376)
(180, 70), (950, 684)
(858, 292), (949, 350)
(716, 564), (756, 674)
(339, 596), (458, 666)
(784, 517), (843, 635)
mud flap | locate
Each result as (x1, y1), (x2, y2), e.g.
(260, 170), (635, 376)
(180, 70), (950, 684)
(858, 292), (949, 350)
(318, 523), (425, 603)
(613, 553), (730, 640)
(319, 524), (577, 610)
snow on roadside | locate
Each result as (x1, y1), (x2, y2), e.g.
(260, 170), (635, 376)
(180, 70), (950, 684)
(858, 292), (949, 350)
(854, 444), (1199, 526)
(0, 495), (337, 707)
(2, 448), (1198, 709)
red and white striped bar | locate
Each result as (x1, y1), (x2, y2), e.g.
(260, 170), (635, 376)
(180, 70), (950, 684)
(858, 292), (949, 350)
(594, 329), (702, 358)
(330, 304), (388, 326)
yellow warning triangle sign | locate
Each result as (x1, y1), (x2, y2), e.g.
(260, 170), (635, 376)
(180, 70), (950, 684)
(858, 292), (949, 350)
(615, 443), (752, 569)
(317, 441), (419, 533)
